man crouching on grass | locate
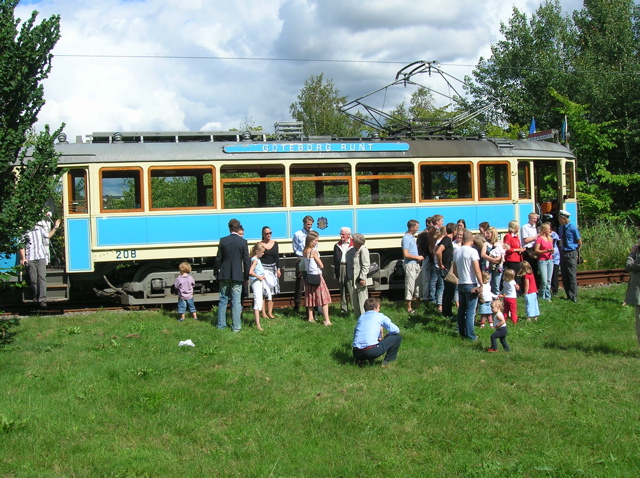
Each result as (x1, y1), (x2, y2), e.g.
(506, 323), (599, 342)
(352, 298), (402, 368)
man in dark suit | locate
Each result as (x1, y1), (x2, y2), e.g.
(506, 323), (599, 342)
(216, 218), (250, 332)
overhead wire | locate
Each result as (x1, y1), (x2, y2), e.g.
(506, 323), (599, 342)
(52, 54), (640, 77)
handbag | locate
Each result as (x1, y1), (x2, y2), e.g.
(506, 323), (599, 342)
(306, 273), (321, 286)
(444, 268), (458, 285)
(304, 254), (321, 285)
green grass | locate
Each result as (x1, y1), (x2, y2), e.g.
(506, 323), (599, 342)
(2, 286), (640, 477)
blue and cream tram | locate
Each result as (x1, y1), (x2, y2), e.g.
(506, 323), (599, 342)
(45, 127), (576, 305)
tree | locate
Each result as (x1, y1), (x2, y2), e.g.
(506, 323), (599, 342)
(290, 73), (361, 137)
(465, 0), (640, 223)
(0, 1), (63, 255)
(572, 0), (640, 174)
(465, 0), (577, 129)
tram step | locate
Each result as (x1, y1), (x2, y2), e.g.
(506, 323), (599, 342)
(21, 269), (70, 303)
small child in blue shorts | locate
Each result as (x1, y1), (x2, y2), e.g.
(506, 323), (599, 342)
(478, 271), (498, 328)
(175, 262), (197, 321)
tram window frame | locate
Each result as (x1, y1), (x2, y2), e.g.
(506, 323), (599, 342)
(355, 162), (414, 205)
(220, 164), (285, 209)
(67, 169), (88, 214)
(518, 162), (531, 199)
(149, 166), (216, 210)
(99, 167), (144, 213)
(418, 162), (473, 201)
(565, 161), (576, 199)
(478, 162), (511, 200)
(290, 163), (352, 207)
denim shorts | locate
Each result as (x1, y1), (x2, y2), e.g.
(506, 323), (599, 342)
(478, 301), (492, 315)
(177, 297), (196, 314)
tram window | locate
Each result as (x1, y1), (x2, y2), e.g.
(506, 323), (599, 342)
(518, 162), (531, 199)
(291, 163), (351, 207)
(479, 162), (510, 199)
(565, 162), (575, 198)
(68, 169), (88, 214)
(150, 167), (215, 209)
(100, 168), (143, 212)
(356, 162), (413, 204)
(221, 164), (284, 209)
(535, 161), (558, 202)
(419, 163), (472, 200)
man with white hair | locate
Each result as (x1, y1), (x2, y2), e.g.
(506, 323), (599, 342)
(333, 226), (354, 315)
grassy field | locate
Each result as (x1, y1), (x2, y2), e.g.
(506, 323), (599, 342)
(1, 284), (640, 477)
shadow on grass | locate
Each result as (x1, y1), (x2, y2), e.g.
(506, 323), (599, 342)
(331, 342), (358, 365)
(543, 340), (640, 358)
(403, 309), (459, 338)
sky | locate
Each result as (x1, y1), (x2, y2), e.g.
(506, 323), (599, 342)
(16, 0), (583, 142)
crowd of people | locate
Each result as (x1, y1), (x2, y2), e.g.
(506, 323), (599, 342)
(401, 210), (584, 350)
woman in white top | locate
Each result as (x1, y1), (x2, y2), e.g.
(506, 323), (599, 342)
(303, 232), (332, 326)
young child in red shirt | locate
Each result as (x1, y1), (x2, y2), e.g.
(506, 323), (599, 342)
(519, 261), (540, 322)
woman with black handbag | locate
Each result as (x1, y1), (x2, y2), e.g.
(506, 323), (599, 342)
(303, 231), (332, 326)
(436, 223), (457, 319)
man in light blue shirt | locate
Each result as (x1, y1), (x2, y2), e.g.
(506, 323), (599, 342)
(352, 298), (402, 367)
(292, 215), (314, 311)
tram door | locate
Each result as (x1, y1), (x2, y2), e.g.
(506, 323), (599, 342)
(532, 160), (561, 217)
(65, 168), (93, 273)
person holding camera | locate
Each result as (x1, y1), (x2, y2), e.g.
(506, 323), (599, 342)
(625, 234), (640, 347)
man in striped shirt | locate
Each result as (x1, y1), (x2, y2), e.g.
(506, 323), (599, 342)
(19, 215), (60, 307)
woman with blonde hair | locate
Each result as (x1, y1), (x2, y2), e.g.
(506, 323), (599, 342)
(482, 226), (505, 294)
(534, 222), (555, 301)
(503, 220), (524, 278)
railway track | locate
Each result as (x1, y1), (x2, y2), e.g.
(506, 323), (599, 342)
(1, 270), (628, 316)
(574, 268), (629, 286)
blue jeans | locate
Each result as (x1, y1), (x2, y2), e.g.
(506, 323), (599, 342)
(428, 262), (439, 302)
(538, 259), (553, 301)
(490, 268), (503, 295)
(457, 284), (479, 340)
(420, 257), (432, 301)
(218, 280), (243, 331)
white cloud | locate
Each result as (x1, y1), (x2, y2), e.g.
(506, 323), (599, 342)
(15, 0), (583, 141)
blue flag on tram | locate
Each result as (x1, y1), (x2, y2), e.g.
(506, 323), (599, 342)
(561, 116), (567, 142)
(528, 118), (536, 135)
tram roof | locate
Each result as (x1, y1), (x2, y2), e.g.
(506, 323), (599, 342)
(51, 133), (576, 165)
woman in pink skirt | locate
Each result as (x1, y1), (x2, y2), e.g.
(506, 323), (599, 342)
(303, 231), (332, 325)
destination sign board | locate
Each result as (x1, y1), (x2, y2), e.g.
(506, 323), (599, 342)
(528, 129), (559, 141)
(223, 143), (410, 153)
